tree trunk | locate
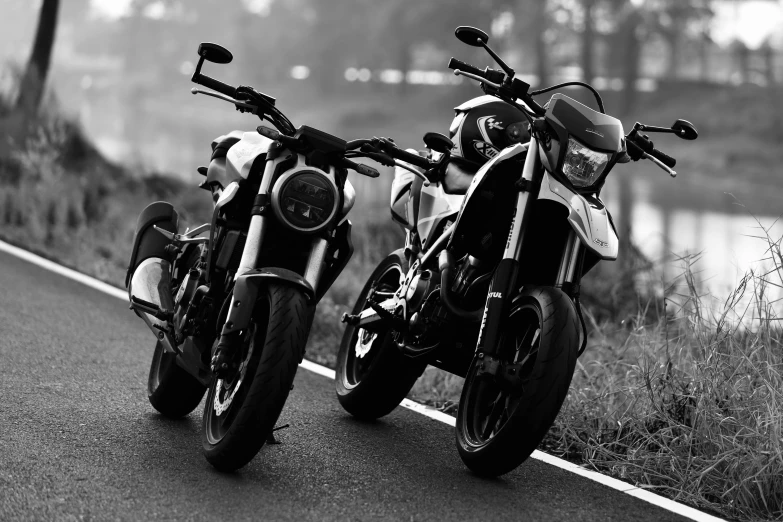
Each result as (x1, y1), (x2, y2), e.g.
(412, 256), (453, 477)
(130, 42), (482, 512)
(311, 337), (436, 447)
(664, 30), (681, 80)
(533, 0), (550, 87)
(581, 0), (596, 83)
(620, 8), (641, 116)
(15, 0), (60, 115)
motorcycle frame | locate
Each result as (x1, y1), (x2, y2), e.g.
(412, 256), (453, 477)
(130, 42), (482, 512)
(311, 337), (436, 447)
(358, 133), (618, 368)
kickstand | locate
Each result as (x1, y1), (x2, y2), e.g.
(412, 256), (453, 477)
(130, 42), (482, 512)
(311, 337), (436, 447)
(266, 423), (290, 444)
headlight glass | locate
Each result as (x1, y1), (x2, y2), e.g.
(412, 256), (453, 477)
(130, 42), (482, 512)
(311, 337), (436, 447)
(273, 170), (339, 233)
(561, 136), (610, 188)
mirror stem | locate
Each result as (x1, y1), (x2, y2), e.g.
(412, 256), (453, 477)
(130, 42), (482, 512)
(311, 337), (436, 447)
(191, 55), (205, 84)
(479, 41), (515, 78)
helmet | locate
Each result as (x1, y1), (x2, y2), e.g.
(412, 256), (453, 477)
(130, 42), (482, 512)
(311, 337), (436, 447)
(448, 95), (530, 168)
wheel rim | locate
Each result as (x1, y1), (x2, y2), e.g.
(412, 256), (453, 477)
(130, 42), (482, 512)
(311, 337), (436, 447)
(342, 263), (402, 389)
(204, 297), (270, 445)
(460, 303), (542, 447)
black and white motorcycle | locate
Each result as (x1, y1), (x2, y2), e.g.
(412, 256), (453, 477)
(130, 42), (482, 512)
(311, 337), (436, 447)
(126, 42), (394, 471)
(335, 26), (698, 476)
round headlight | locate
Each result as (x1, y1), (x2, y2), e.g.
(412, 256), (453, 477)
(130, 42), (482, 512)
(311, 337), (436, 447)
(270, 167), (339, 234)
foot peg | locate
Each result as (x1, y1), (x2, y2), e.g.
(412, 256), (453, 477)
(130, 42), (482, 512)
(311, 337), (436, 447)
(341, 312), (360, 325)
(129, 295), (173, 321)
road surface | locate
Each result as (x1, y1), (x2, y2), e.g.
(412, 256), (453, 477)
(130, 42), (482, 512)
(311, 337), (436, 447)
(0, 248), (695, 521)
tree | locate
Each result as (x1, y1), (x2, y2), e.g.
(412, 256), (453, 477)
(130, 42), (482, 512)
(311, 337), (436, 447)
(645, 0), (712, 80)
(581, 0), (597, 83)
(15, 0), (60, 114)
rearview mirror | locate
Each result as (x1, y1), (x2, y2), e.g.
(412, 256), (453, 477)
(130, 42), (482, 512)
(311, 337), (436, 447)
(197, 42), (233, 64)
(455, 26), (489, 47)
(424, 132), (454, 154)
(672, 119), (698, 140)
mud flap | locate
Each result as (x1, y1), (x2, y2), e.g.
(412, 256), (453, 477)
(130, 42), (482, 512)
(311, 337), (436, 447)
(126, 201), (179, 288)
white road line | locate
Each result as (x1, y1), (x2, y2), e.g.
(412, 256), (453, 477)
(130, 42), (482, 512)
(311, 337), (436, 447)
(0, 239), (726, 522)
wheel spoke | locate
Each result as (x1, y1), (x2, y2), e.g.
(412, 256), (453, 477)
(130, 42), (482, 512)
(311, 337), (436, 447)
(481, 391), (507, 440)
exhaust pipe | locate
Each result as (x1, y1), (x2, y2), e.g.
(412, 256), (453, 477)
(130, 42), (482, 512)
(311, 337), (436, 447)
(127, 202), (179, 352)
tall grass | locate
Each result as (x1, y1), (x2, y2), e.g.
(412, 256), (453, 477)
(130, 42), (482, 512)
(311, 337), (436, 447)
(408, 243), (783, 521)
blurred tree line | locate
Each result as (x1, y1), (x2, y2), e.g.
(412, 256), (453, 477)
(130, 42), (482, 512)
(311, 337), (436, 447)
(11, 0), (780, 118)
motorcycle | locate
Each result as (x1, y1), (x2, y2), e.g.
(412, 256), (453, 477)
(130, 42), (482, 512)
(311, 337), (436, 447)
(334, 26), (699, 477)
(126, 42), (400, 471)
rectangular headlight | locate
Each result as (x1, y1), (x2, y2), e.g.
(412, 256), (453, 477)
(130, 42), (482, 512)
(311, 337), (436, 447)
(561, 137), (610, 188)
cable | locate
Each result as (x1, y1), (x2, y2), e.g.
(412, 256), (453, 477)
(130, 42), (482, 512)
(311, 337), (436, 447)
(530, 81), (605, 114)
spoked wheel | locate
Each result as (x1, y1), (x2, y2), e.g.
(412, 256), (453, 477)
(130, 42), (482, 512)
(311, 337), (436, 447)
(456, 286), (579, 477)
(336, 249), (426, 420)
(202, 283), (309, 472)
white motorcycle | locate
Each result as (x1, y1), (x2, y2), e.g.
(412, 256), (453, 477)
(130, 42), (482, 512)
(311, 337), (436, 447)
(335, 26), (698, 476)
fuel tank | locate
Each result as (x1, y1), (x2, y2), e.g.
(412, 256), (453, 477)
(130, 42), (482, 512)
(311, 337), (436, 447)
(390, 152), (463, 247)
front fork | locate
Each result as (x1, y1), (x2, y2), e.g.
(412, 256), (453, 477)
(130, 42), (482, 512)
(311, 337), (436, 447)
(475, 140), (541, 357)
(211, 143), (326, 374)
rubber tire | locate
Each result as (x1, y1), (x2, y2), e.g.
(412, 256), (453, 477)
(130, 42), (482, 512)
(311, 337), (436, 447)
(202, 283), (309, 472)
(456, 286), (578, 477)
(335, 249), (426, 420)
(148, 341), (208, 418)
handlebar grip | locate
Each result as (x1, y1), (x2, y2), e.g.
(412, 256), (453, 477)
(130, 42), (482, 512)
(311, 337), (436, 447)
(650, 148), (676, 169)
(389, 147), (432, 170)
(355, 164), (380, 178)
(448, 58), (484, 78)
(197, 74), (237, 99)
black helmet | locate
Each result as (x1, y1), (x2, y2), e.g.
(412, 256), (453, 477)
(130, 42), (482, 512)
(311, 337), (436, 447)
(448, 95), (530, 168)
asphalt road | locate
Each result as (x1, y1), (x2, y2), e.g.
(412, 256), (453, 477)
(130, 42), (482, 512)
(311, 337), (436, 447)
(0, 249), (692, 521)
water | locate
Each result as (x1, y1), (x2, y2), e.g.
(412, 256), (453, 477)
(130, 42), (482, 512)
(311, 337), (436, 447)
(602, 174), (783, 304)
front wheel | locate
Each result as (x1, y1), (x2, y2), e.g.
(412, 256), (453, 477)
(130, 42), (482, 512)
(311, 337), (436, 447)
(456, 286), (578, 477)
(202, 283), (309, 472)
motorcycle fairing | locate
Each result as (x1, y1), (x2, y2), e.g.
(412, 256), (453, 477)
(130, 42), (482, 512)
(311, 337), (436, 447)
(225, 131), (274, 180)
(417, 183), (463, 245)
(447, 143), (528, 250)
(537, 171), (618, 260)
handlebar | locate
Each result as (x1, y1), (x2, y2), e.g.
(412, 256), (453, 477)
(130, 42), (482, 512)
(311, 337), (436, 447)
(628, 134), (676, 169)
(447, 58), (485, 78)
(195, 73), (237, 99)
(448, 57), (546, 117)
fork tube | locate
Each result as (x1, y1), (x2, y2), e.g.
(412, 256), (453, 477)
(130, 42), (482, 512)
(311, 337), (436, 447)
(236, 143), (283, 277)
(303, 237), (329, 295)
(555, 230), (577, 287)
(476, 139), (541, 357)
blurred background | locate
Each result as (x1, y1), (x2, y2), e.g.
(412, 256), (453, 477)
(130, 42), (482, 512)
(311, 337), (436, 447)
(1, 0), (782, 311)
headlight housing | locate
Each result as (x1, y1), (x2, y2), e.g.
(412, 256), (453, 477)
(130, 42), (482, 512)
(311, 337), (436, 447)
(561, 136), (610, 188)
(270, 167), (339, 234)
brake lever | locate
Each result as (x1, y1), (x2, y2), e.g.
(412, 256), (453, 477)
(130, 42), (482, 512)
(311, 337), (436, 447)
(645, 153), (677, 178)
(191, 87), (257, 112)
(453, 70), (502, 89)
(394, 161), (430, 187)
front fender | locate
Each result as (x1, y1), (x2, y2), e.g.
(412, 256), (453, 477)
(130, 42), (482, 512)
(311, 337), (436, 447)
(537, 172), (618, 260)
(220, 268), (314, 336)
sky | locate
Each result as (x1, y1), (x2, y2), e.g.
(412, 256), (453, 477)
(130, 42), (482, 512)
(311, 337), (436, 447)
(88, 0), (783, 49)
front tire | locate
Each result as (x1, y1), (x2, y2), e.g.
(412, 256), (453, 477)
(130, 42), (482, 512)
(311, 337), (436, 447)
(202, 283), (309, 472)
(456, 286), (578, 477)
(335, 249), (426, 420)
